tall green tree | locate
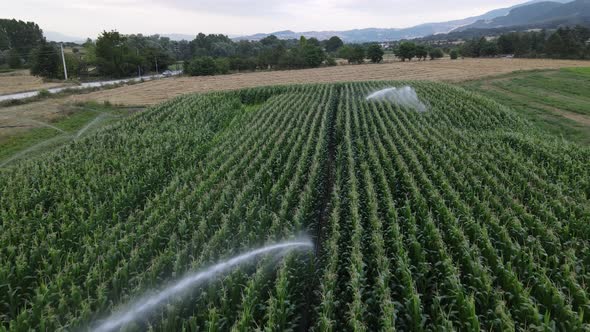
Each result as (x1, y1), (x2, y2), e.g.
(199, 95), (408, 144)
(30, 42), (60, 78)
(0, 19), (44, 61)
(324, 36), (344, 53)
(339, 45), (365, 64)
(7, 48), (21, 68)
(0, 29), (9, 51)
(545, 33), (565, 58)
(366, 44), (384, 63)
(395, 42), (416, 61)
(415, 45), (428, 60)
(95, 30), (137, 77)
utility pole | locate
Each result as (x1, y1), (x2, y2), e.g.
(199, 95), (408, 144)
(137, 48), (141, 78)
(155, 57), (158, 75)
(60, 43), (68, 80)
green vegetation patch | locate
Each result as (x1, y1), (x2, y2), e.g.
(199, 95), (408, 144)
(462, 69), (590, 145)
(0, 102), (135, 165)
(2, 82), (590, 331)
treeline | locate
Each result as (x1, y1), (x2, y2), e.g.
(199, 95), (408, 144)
(0, 19), (44, 69)
(184, 34), (333, 76)
(27, 31), (177, 79)
(391, 42), (446, 61)
(460, 26), (590, 59)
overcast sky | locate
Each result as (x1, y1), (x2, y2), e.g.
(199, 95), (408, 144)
(2, 0), (528, 38)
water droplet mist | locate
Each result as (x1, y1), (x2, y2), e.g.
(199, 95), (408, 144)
(366, 86), (428, 113)
(91, 239), (313, 332)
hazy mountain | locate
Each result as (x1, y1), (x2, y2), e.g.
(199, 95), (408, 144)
(45, 31), (86, 43)
(236, 0), (574, 42)
(455, 0), (589, 31)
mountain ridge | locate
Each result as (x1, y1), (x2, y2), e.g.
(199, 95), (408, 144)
(455, 0), (589, 31)
(234, 0), (573, 42)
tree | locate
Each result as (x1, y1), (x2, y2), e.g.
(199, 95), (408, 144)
(395, 42), (416, 61)
(480, 42), (498, 57)
(415, 45), (428, 61)
(0, 29), (8, 51)
(186, 56), (217, 76)
(95, 31), (137, 77)
(8, 48), (21, 68)
(450, 49), (459, 60)
(307, 37), (321, 47)
(260, 35), (281, 47)
(429, 48), (444, 60)
(339, 45), (365, 64)
(82, 38), (97, 64)
(59, 53), (80, 79)
(325, 36), (344, 53)
(30, 42), (60, 78)
(366, 44), (384, 63)
(215, 58), (230, 74)
(0, 19), (44, 64)
(302, 43), (325, 68)
(545, 33), (565, 58)
(497, 34), (515, 54)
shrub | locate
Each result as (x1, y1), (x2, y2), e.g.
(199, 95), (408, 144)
(186, 56), (217, 76)
(450, 49), (459, 60)
(429, 48), (444, 60)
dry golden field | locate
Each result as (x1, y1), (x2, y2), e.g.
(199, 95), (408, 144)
(72, 58), (590, 105)
(0, 70), (71, 96)
(1, 58), (588, 140)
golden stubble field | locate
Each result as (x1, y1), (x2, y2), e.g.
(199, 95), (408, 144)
(1, 58), (589, 140)
(71, 58), (590, 105)
(0, 70), (71, 96)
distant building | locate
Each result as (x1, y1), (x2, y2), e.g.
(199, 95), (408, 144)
(586, 38), (590, 45)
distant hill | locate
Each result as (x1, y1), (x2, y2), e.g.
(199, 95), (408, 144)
(235, 0), (573, 42)
(45, 31), (86, 43)
(455, 0), (590, 31)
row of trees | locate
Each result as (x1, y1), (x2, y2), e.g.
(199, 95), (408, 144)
(27, 31), (176, 79)
(0, 19), (44, 69)
(460, 26), (590, 59)
(391, 42), (446, 61)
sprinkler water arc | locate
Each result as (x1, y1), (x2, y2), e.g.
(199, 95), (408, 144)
(91, 239), (313, 332)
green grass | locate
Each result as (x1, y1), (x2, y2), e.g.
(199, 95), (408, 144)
(0, 128), (60, 162)
(563, 67), (590, 75)
(0, 102), (134, 165)
(462, 68), (590, 145)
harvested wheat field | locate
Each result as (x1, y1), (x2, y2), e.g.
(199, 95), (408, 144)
(72, 58), (589, 105)
(0, 70), (71, 96)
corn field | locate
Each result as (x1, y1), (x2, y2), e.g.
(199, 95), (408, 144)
(1, 81), (589, 331)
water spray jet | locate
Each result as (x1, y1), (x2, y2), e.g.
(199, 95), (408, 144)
(91, 239), (313, 332)
(366, 86), (428, 112)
